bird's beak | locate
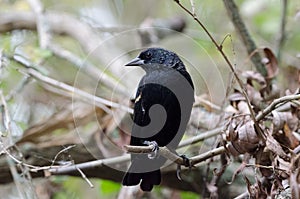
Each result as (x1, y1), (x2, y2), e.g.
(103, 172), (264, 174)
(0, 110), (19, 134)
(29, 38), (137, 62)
(125, 57), (144, 66)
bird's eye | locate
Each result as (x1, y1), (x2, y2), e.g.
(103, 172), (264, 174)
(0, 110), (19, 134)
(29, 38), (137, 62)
(145, 52), (152, 59)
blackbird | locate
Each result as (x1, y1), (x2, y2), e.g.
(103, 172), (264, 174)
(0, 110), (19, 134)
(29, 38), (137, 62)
(122, 47), (194, 191)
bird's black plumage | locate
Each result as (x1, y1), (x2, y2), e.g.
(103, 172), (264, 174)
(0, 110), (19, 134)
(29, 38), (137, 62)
(122, 48), (194, 191)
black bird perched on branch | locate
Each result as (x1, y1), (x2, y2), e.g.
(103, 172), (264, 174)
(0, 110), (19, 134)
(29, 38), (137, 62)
(122, 47), (194, 191)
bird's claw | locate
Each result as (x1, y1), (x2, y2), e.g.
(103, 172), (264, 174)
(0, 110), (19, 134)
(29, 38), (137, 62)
(180, 155), (191, 168)
(143, 141), (159, 159)
(176, 155), (191, 181)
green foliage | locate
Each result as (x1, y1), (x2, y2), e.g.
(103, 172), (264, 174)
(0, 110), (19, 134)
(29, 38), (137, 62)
(52, 177), (121, 199)
(181, 191), (200, 199)
(99, 180), (120, 196)
(252, 5), (281, 36)
(55, 177), (84, 199)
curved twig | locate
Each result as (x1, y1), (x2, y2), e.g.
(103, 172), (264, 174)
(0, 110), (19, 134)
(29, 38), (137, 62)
(256, 93), (300, 122)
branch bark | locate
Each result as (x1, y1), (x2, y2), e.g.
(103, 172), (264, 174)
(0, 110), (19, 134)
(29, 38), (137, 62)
(123, 144), (226, 167)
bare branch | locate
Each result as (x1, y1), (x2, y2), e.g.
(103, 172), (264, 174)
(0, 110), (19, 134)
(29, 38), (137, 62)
(234, 192), (249, 199)
(0, 91), (11, 136)
(174, 0), (266, 140)
(124, 144), (226, 167)
(48, 43), (128, 96)
(51, 145), (76, 167)
(46, 125), (225, 175)
(75, 166), (94, 188)
(256, 93), (300, 122)
(0, 11), (132, 88)
(9, 54), (133, 114)
(26, 0), (51, 49)
(49, 154), (130, 174)
(0, 92), (38, 199)
(178, 126), (224, 148)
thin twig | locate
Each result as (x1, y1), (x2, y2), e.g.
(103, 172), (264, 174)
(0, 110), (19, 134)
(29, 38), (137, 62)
(48, 43), (128, 96)
(1, 92), (38, 198)
(9, 54), (133, 114)
(178, 126), (224, 148)
(194, 97), (222, 112)
(49, 154), (130, 174)
(5, 76), (31, 101)
(51, 145), (76, 167)
(256, 93), (300, 122)
(0, 91), (11, 134)
(48, 133), (227, 175)
(245, 164), (289, 173)
(222, 0), (267, 76)
(234, 192), (249, 199)
(6, 156), (38, 199)
(26, 0), (50, 49)
(76, 166), (94, 188)
(174, 0), (265, 140)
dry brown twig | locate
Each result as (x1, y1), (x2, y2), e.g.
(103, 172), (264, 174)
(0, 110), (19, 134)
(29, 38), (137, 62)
(174, 0), (266, 140)
(47, 126), (225, 175)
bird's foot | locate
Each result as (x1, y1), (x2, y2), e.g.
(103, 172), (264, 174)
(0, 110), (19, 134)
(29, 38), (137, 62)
(181, 155), (191, 168)
(143, 141), (159, 159)
(177, 155), (191, 181)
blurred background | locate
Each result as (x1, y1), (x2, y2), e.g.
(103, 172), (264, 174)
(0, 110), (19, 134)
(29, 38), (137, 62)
(0, 0), (299, 198)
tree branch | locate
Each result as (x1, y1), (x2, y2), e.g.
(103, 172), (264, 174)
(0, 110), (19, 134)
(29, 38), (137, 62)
(174, 0), (266, 140)
(256, 93), (300, 122)
(0, 11), (132, 90)
(178, 126), (224, 148)
(123, 144), (226, 167)
(26, 0), (51, 49)
(9, 54), (133, 114)
(47, 43), (128, 96)
(49, 154), (130, 175)
(222, 0), (267, 76)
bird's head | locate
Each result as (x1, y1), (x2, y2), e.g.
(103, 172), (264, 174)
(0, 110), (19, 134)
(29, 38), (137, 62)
(125, 48), (185, 72)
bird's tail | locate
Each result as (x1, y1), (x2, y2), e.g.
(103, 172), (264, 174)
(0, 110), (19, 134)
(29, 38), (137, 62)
(122, 168), (161, 191)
